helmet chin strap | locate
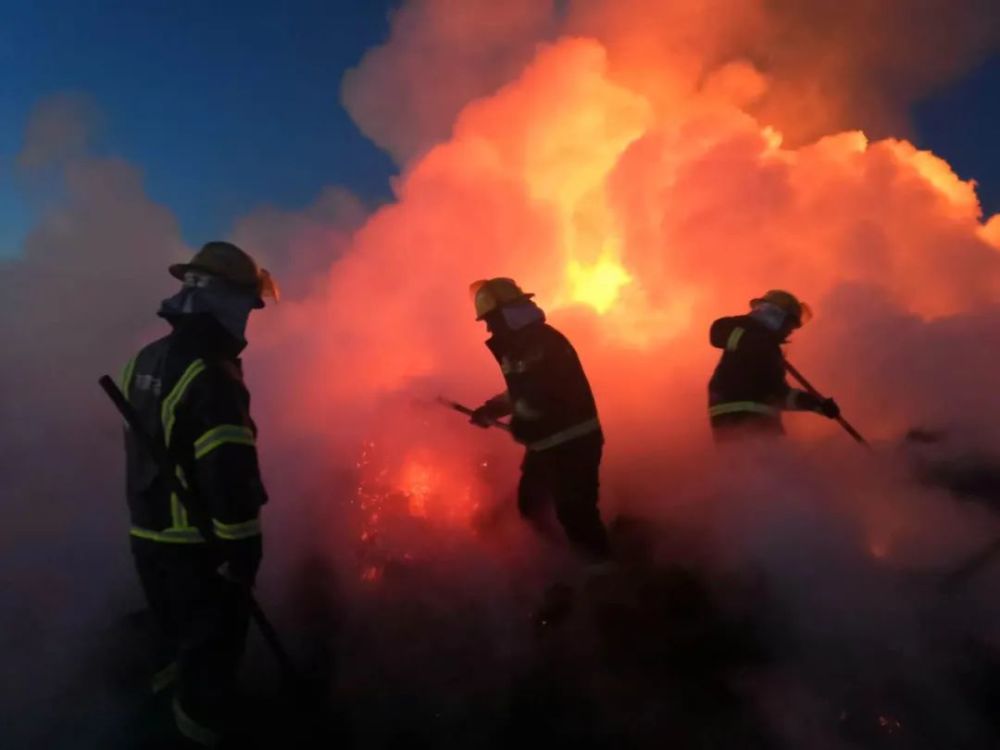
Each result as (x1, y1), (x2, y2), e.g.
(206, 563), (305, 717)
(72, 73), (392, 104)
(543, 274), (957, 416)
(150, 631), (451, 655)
(750, 302), (788, 332)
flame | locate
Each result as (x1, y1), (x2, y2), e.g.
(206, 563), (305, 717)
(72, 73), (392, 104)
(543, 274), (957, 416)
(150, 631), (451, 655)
(567, 251), (632, 313)
(456, 41), (651, 317)
(269, 17), (1000, 574)
(400, 459), (432, 518)
(351, 440), (486, 581)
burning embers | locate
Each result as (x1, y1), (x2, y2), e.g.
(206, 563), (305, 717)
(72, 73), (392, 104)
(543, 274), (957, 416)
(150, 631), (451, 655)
(351, 439), (489, 583)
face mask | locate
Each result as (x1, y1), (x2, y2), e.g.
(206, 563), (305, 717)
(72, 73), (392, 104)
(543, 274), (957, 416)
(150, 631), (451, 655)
(750, 302), (788, 332)
(500, 301), (545, 331)
(159, 272), (258, 342)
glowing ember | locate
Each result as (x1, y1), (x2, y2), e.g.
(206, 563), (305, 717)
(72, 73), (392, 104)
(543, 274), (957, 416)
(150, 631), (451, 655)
(350, 439), (488, 582)
(400, 459), (433, 518)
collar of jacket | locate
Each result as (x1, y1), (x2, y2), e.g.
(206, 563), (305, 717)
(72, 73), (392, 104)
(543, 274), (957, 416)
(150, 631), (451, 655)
(484, 320), (544, 357)
(164, 313), (246, 360)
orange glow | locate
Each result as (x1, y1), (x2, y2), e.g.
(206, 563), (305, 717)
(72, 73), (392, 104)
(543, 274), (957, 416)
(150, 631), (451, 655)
(868, 539), (890, 561)
(885, 140), (980, 216)
(567, 252), (632, 313)
(350, 438), (487, 576)
(980, 214), (1000, 249)
(260, 15), (1000, 567)
(399, 458), (434, 518)
(393, 450), (478, 524)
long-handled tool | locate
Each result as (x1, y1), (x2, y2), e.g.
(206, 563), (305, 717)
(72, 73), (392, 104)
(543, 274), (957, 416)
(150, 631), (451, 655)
(940, 537), (1000, 591)
(781, 367), (1000, 589)
(784, 360), (869, 446)
(436, 396), (512, 433)
(98, 375), (303, 688)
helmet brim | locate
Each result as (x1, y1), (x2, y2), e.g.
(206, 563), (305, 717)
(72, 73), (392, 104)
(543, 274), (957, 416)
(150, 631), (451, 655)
(475, 292), (534, 320)
(169, 263), (266, 309)
(749, 296), (811, 327)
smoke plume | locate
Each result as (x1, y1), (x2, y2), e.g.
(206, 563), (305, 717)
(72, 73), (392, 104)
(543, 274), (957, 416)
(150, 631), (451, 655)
(2, 1), (1000, 746)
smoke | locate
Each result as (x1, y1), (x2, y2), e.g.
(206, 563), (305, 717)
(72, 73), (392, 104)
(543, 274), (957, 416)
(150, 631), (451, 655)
(265, 5), (1000, 744)
(2, 1), (1000, 746)
(565, 0), (1000, 145)
(16, 92), (103, 170)
(343, 1), (1000, 161)
(341, 0), (559, 163)
(0, 97), (188, 746)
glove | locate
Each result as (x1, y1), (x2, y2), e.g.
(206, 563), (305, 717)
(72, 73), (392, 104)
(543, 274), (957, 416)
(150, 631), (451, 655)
(216, 538), (261, 588)
(469, 405), (495, 429)
(819, 398), (840, 419)
(216, 560), (255, 588)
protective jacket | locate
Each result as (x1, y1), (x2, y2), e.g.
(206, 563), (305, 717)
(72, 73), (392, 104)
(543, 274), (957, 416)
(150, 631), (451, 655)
(708, 314), (793, 430)
(121, 314), (266, 575)
(485, 321), (602, 451)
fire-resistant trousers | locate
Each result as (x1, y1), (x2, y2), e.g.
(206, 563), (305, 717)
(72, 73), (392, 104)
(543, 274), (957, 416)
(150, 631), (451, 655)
(518, 432), (610, 560)
(131, 538), (253, 746)
(710, 411), (785, 442)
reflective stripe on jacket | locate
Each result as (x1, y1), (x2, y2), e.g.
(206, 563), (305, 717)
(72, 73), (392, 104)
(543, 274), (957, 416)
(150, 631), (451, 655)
(485, 322), (602, 451)
(122, 315), (266, 553)
(707, 314), (791, 422)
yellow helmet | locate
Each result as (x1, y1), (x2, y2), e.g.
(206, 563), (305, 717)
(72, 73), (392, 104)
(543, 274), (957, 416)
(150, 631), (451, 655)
(469, 277), (534, 320)
(169, 241), (280, 308)
(750, 289), (812, 326)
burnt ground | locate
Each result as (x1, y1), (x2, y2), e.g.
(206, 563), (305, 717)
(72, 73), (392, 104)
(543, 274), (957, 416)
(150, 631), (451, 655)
(71, 508), (1000, 750)
(16, 450), (998, 749)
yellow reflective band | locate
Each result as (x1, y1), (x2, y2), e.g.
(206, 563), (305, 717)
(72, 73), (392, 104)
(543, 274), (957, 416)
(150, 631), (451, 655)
(120, 356), (138, 400)
(170, 466), (191, 528)
(527, 418), (601, 452)
(151, 662), (178, 694)
(170, 492), (182, 528)
(194, 424), (256, 460)
(173, 696), (222, 747)
(212, 517), (261, 540)
(726, 327), (745, 352)
(161, 359), (207, 447)
(709, 401), (778, 418)
(130, 526), (205, 544)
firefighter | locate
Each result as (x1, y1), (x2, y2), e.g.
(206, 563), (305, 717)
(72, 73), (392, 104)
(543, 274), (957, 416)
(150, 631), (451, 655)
(468, 278), (610, 561)
(708, 289), (840, 440)
(119, 241), (278, 746)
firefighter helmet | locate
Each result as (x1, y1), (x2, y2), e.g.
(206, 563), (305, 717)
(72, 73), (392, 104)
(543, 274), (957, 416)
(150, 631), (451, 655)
(750, 289), (811, 326)
(169, 241), (279, 307)
(469, 278), (534, 320)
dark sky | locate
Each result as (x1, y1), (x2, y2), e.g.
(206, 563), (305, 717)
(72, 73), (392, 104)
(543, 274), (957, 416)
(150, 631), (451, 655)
(0, 1), (996, 255)
(914, 55), (1000, 217)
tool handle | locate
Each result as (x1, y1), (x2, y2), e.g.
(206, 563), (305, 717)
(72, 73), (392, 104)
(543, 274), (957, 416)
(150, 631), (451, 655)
(941, 538), (1000, 591)
(100, 375), (171, 465)
(783, 361), (869, 446)
(436, 396), (512, 433)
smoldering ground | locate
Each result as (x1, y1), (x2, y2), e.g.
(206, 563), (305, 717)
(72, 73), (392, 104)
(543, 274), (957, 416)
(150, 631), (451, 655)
(3, 1), (1000, 747)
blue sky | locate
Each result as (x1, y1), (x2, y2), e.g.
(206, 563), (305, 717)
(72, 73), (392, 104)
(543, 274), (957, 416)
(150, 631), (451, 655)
(0, 0), (397, 254)
(1, 1), (997, 259)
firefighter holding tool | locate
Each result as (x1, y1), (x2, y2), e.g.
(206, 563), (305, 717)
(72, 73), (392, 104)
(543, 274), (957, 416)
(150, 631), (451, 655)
(119, 241), (278, 746)
(708, 289), (840, 441)
(467, 278), (611, 561)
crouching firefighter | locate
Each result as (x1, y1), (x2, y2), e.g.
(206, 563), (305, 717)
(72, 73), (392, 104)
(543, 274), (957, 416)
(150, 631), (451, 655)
(120, 241), (278, 746)
(468, 278), (611, 561)
(708, 289), (840, 441)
